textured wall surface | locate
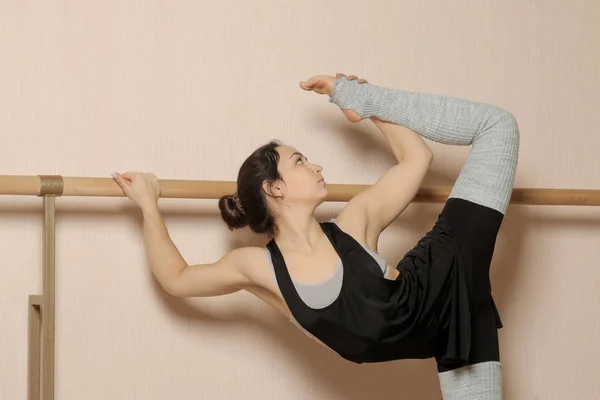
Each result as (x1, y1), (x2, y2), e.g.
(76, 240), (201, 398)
(1, 1), (599, 399)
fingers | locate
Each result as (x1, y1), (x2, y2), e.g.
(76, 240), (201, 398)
(112, 172), (128, 183)
(336, 73), (368, 84)
(111, 171), (140, 187)
(111, 172), (131, 195)
(112, 171), (156, 184)
(117, 172), (141, 183)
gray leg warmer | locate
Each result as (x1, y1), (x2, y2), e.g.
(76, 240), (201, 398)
(329, 78), (519, 215)
(438, 361), (502, 399)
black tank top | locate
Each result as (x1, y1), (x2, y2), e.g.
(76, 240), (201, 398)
(266, 213), (468, 365)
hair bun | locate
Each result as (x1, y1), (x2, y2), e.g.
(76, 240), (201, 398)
(218, 193), (249, 231)
(231, 192), (245, 214)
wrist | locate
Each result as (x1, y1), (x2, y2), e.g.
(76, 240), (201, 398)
(141, 203), (160, 217)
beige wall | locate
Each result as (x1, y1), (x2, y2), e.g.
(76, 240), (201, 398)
(1, 1), (599, 399)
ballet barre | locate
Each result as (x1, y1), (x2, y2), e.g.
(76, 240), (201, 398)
(1, 174), (599, 205)
(1, 174), (599, 400)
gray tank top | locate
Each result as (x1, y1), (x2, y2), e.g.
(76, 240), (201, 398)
(264, 218), (390, 309)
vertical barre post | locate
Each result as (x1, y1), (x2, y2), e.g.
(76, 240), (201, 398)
(42, 195), (56, 400)
(26, 176), (62, 400)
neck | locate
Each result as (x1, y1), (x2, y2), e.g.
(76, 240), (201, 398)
(273, 206), (324, 252)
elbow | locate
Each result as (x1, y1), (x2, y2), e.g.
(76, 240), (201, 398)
(160, 272), (186, 298)
(162, 281), (182, 297)
(497, 111), (520, 144)
(424, 147), (434, 162)
(163, 284), (183, 298)
(415, 147), (434, 164)
(402, 146), (433, 165)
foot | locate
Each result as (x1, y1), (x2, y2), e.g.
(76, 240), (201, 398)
(299, 73), (369, 123)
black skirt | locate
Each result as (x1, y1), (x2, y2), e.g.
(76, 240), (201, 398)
(395, 197), (504, 367)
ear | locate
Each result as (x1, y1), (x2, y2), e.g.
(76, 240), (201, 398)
(262, 179), (283, 199)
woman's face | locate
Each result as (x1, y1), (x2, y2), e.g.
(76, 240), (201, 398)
(270, 145), (327, 206)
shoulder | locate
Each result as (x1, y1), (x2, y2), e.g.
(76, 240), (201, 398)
(223, 245), (275, 286)
(328, 208), (379, 252)
(225, 246), (268, 270)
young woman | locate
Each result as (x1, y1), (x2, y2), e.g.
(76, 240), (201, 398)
(112, 73), (519, 399)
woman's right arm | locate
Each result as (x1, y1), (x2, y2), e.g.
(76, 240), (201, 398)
(165, 247), (257, 298)
(142, 204), (254, 298)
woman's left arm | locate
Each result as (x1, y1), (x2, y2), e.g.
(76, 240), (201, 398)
(338, 117), (433, 246)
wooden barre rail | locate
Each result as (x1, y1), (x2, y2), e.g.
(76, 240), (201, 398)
(1, 175), (600, 205)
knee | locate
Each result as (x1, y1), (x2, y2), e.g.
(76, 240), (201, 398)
(495, 110), (520, 146)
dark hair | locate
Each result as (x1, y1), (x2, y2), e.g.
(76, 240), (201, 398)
(219, 139), (284, 235)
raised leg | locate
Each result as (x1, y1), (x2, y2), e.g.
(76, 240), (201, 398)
(329, 77), (519, 215)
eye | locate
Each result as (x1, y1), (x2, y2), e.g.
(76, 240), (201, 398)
(296, 157), (305, 164)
